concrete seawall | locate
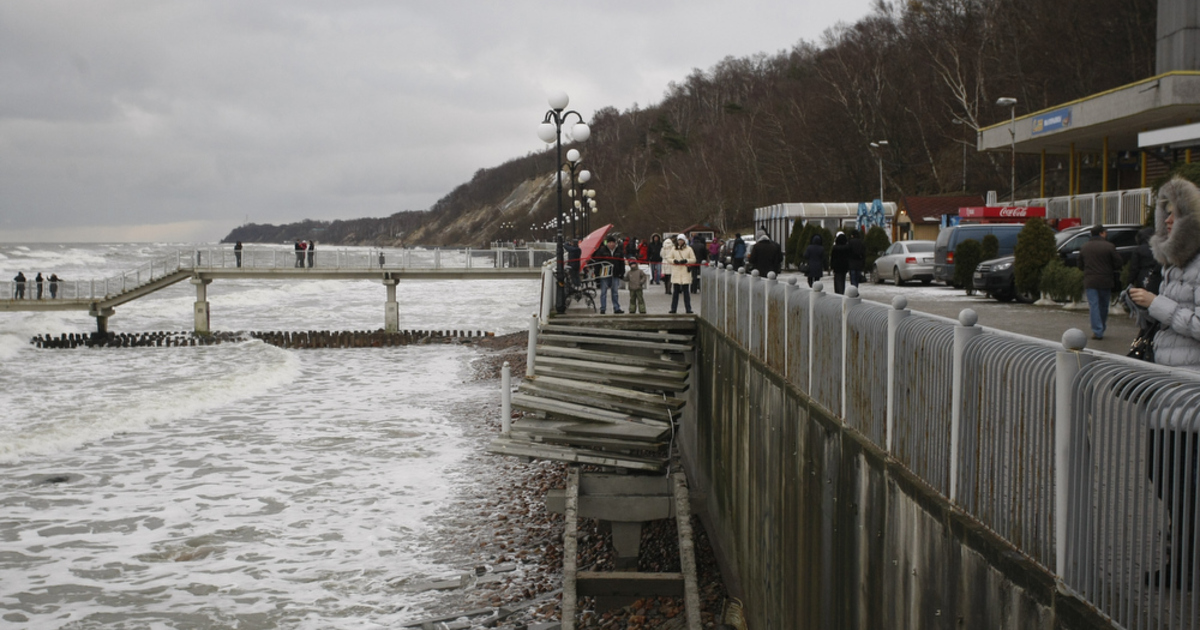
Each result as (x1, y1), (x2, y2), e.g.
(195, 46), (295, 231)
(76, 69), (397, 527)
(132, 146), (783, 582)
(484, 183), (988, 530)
(679, 318), (1115, 629)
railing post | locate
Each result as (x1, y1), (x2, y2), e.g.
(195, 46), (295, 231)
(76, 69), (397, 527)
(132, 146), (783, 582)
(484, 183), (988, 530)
(842, 286), (862, 420)
(526, 314), (539, 379)
(950, 308), (983, 502)
(501, 361), (512, 436)
(435, 248), (441, 269)
(764, 272), (777, 365)
(784, 277), (798, 381)
(886, 296), (911, 452)
(808, 281), (823, 394)
(749, 270), (759, 352)
(1055, 328), (1095, 577)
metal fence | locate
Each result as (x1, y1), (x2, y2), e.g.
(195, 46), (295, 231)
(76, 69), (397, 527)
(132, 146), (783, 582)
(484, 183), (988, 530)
(702, 264), (1200, 629)
(3, 247), (552, 303)
(1019, 188), (1152, 225)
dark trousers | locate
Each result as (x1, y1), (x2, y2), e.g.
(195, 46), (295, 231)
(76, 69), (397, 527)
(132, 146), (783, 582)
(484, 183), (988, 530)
(1149, 429), (1200, 588)
(670, 283), (692, 313)
(849, 269), (862, 287)
(833, 271), (847, 295)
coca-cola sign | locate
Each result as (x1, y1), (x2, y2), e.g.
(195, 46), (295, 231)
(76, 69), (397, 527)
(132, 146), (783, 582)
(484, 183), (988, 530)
(958, 206), (1046, 219)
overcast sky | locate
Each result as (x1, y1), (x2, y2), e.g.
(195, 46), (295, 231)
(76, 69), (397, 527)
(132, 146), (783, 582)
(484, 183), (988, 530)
(0, 0), (876, 243)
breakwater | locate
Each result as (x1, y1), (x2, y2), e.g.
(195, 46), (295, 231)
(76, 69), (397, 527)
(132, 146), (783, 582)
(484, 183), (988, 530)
(31, 329), (494, 349)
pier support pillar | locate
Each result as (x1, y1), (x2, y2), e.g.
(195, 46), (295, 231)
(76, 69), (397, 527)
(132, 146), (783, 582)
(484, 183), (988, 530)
(89, 306), (115, 337)
(191, 277), (212, 334)
(383, 278), (399, 332)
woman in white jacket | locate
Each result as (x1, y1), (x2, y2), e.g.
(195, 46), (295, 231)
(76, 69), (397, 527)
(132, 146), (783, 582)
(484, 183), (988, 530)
(666, 234), (697, 314)
(1130, 176), (1200, 370)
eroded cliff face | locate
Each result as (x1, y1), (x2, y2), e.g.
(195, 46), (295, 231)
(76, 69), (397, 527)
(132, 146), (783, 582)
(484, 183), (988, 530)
(405, 175), (556, 246)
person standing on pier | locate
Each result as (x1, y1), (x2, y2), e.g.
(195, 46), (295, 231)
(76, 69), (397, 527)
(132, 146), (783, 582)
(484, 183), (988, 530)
(594, 237), (623, 314)
(648, 234), (664, 287)
(667, 234), (696, 314)
(625, 259), (647, 314)
(234, 241), (243, 267)
(13, 272), (26, 299)
(294, 240), (303, 267)
(35, 273), (44, 299)
(49, 274), (60, 299)
(307, 241), (315, 268)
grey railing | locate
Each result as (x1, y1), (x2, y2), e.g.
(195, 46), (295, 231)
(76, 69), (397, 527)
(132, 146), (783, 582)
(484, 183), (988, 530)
(3, 247), (552, 303)
(701, 264), (1200, 629)
(1018, 188), (1151, 225)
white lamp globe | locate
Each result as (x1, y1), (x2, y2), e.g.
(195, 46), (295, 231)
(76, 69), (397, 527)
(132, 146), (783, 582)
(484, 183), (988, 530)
(571, 122), (591, 142)
(586, 189), (596, 198)
(578, 170), (591, 183)
(548, 92), (569, 110)
(537, 123), (557, 143)
(566, 148), (581, 162)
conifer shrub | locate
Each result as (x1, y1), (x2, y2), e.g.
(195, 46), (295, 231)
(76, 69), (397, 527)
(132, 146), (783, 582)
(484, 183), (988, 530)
(1039, 258), (1084, 303)
(1013, 217), (1058, 298)
(953, 238), (983, 294)
(864, 226), (890, 275)
(981, 234), (1000, 261)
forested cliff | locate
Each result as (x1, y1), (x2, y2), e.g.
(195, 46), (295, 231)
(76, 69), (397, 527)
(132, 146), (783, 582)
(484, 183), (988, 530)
(224, 0), (1156, 247)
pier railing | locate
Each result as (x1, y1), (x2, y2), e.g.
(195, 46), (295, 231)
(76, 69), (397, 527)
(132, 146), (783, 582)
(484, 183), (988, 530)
(701, 265), (1200, 629)
(2, 247), (553, 303)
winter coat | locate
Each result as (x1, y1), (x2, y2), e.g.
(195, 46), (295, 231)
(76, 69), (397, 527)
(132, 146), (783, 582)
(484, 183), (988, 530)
(666, 240), (697, 285)
(831, 238), (852, 274)
(732, 239), (747, 260)
(1148, 177), (1200, 371)
(747, 236), (783, 275)
(1129, 226), (1161, 292)
(625, 266), (648, 290)
(648, 237), (664, 263)
(1078, 235), (1122, 290)
(804, 235), (825, 281)
(848, 236), (866, 271)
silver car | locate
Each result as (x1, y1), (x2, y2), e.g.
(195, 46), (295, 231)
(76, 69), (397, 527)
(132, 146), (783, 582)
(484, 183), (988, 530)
(873, 240), (936, 285)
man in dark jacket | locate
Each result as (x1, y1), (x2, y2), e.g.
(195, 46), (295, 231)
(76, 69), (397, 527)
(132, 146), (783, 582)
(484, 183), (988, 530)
(747, 234), (783, 276)
(1078, 225), (1124, 339)
(848, 230), (867, 286)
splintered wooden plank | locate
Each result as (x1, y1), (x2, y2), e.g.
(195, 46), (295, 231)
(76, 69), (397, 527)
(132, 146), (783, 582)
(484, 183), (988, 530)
(512, 417), (668, 442)
(536, 356), (689, 380)
(533, 366), (690, 394)
(539, 333), (693, 353)
(511, 393), (643, 424)
(575, 572), (684, 598)
(533, 376), (686, 409)
(519, 383), (673, 421)
(541, 324), (694, 343)
(535, 345), (690, 371)
(549, 315), (696, 332)
(487, 438), (665, 472)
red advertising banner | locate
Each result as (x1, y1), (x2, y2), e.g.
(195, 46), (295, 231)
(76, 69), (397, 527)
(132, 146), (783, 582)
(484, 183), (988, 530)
(958, 206), (1047, 219)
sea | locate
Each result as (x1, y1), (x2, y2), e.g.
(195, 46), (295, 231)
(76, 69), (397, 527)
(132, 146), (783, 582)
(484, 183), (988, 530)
(0, 242), (541, 629)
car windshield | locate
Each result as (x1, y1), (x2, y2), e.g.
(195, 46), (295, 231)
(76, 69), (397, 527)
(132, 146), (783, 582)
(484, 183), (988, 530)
(905, 242), (934, 253)
(1055, 230), (1081, 246)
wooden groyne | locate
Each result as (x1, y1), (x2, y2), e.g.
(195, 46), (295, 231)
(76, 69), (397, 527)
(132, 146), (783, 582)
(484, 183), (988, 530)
(31, 329), (494, 350)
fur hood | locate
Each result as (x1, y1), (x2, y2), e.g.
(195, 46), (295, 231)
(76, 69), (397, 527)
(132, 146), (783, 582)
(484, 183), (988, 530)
(1152, 177), (1200, 267)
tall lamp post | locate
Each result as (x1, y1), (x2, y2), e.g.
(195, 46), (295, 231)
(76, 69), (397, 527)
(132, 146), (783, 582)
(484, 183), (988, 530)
(869, 140), (888, 201)
(563, 149), (591, 240)
(996, 97), (1018, 202)
(537, 92), (591, 314)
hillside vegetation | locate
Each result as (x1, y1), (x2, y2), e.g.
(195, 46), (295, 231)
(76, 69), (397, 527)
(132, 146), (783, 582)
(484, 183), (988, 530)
(224, 0), (1155, 247)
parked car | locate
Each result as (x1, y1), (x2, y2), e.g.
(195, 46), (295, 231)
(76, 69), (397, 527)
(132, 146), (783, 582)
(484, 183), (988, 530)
(972, 223), (1142, 302)
(871, 240), (936, 285)
(933, 224), (1025, 287)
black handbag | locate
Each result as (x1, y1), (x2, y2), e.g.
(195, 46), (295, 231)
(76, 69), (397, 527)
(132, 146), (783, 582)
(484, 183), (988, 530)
(1128, 323), (1159, 362)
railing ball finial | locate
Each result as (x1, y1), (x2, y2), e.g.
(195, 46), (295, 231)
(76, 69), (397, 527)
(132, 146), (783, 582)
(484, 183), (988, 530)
(846, 286), (859, 299)
(1062, 327), (1088, 351)
(751, 269), (760, 278)
(738, 267), (746, 275)
(767, 271), (777, 281)
(787, 277), (798, 286)
(958, 308), (978, 327)
(812, 281), (824, 292)
(891, 295), (908, 310)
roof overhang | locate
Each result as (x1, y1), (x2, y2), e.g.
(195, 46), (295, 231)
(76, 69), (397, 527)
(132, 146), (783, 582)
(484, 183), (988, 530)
(978, 71), (1200, 154)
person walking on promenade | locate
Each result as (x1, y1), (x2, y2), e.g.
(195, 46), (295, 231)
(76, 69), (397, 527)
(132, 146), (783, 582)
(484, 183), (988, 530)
(830, 233), (852, 295)
(732, 233), (747, 270)
(637, 238), (649, 267)
(13, 272), (26, 299)
(1130, 177), (1200, 369)
(48, 274), (60, 299)
(848, 229), (867, 287)
(307, 241), (316, 268)
(594, 237), (623, 314)
(667, 234), (696, 314)
(294, 240), (304, 267)
(708, 237), (721, 263)
(1079, 224), (1123, 340)
(625, 260), (648, 314)
(690, 236), (706, 294)
(648, 234), (664, 285)
(804, 234), (825, 287)
(35, 273), (44, 299)
(612, 238), (627, 290)
(234, 241), (243, 267)
(660, 236), (675, 294)
(747, 233), (783, 277)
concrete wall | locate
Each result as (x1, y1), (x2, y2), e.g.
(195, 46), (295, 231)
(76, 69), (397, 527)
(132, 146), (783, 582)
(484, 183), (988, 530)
(1158, 0), (1200, 73)
(680, 320), (1114, 629)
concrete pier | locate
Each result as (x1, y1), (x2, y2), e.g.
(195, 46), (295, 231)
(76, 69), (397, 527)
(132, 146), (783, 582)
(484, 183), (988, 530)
(191, 277), (212, 334)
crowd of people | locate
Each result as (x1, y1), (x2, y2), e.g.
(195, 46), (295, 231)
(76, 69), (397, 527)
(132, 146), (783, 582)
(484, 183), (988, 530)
(10, 272), (61, 299)
(293, 240), (316, 268)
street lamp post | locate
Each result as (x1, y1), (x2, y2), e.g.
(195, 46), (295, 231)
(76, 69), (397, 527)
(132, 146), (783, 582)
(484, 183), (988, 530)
(996, 97), (1017, 202)
(537, 92), (591, 314)
(563, 149), (591, 241)
(951, 119), (968, 192)
(869, 140), (888, 201)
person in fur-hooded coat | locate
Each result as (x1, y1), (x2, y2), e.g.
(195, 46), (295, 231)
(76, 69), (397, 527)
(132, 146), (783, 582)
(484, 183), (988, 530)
(1130, 176), (1200, 370)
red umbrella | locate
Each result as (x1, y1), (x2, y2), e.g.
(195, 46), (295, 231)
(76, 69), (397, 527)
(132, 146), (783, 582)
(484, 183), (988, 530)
(577, 223), (613, 268)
